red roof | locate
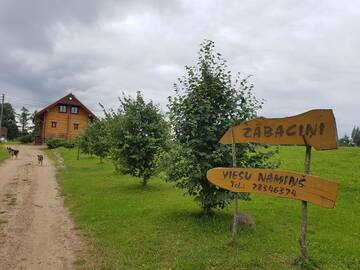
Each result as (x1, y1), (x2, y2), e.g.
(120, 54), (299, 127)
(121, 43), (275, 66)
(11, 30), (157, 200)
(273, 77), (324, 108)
(35, 93), (96, 119)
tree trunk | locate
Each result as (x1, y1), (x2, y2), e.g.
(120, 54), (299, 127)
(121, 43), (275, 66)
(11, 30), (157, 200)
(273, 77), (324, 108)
(142, 178), (148, 186)
(203, 205), (213, 217)
(77, 143), (80, 160)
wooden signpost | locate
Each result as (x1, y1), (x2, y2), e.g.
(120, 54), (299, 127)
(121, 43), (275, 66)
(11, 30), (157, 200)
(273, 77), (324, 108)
(219, 109), (338, 150)
(207, 109), (340, 259)
(207, 168), (339, 208)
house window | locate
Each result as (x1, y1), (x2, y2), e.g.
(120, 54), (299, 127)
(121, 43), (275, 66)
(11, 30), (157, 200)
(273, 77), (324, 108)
(51, 121), (57, 128)
(59, 105), (67, 113)
(71, 106), (79, 114)
(74, 123), (79, 130)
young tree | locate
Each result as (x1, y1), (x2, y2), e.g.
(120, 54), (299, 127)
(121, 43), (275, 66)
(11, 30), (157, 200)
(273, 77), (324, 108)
(82, 120), (110, 162)
(18, 106), (31, 135)
(1, 103), (19, 139)
(110, 91), (168, 186)
(351, 126), (360, 146)
(339, 134), (353, 146)
(30, 110), (41, 136)
(165, 40), (276, 215)
(78, 132), (92, 156)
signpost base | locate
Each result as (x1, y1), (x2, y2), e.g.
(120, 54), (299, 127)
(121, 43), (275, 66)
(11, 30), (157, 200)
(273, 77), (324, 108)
(231, 128), (239, 244)
(231, 194), (239, 244)
(299, 144), (311, 259)
(299, 200), (308, 259)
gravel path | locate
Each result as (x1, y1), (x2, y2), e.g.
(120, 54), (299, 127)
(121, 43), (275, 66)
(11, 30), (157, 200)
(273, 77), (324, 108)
(0, 145), (84, 270)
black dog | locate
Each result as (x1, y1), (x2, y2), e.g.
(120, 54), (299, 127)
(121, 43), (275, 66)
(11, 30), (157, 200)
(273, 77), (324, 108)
(6, 147), (19, 159)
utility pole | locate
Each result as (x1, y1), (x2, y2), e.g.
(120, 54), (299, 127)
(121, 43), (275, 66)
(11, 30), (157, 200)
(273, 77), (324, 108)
(0, 93), (4, 129)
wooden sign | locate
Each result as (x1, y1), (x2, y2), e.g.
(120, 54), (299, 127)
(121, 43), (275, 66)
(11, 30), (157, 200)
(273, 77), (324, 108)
(219, 109), (338, 150)
(207, 167), (339, 208)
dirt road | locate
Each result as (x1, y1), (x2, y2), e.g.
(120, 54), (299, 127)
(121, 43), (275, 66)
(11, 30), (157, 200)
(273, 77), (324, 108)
(0, 145), (84, 270)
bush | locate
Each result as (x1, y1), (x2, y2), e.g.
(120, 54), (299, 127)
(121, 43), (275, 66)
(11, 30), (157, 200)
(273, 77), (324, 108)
(45, 138), (76, 149)
(45, 138), (63, 149)
(18, 134), (33, 144)
(63, 139), (76, 148)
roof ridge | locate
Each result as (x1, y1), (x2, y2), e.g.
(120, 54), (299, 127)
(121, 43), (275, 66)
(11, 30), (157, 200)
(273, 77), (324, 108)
(35, 92), (96, 119)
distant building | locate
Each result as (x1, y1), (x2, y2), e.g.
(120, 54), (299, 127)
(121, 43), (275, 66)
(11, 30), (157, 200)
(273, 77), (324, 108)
(35, 93), (96, 143)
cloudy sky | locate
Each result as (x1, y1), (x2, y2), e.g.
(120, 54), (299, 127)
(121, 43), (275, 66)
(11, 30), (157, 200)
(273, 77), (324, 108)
(1, 0), (359, 136)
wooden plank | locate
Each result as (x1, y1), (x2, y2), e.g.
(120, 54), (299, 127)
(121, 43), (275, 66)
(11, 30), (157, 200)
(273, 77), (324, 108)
(206, 167), (339, 208)
(219, 109), (338, 150)
(45, 105), (90, 139)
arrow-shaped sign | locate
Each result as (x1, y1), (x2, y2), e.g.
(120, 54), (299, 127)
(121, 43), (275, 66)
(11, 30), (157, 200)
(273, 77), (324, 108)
(219, 109), (338, 150)
(207, 167), (339, 208)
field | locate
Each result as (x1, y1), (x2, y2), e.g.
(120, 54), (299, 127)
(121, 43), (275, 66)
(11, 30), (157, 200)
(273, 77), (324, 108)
(49, 147), (360, 270)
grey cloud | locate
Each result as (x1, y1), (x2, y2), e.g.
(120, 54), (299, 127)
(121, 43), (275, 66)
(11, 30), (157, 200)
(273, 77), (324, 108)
(0, 0), (359, 136)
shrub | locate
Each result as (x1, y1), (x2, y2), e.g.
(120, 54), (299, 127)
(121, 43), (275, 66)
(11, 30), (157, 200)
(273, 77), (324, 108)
(45, 138), (76, 149)
(18, 134), (33, 144)
(45, 138), (63, 149)
(63, 139), (76, 148)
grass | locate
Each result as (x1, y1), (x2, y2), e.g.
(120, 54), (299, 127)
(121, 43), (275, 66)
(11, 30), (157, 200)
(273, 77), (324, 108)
(0, 144), (9, 164)
(48, 147), (360, 270)
(5, 140), (21, 145)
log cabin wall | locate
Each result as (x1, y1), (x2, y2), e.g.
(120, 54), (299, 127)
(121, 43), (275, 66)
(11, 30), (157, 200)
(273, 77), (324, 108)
(35, 93), (96, 143)
(44, 104), (91, 139)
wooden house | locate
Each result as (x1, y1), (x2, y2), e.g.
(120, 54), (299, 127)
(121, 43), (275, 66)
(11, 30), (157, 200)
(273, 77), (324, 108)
(35, 93), (96, 143)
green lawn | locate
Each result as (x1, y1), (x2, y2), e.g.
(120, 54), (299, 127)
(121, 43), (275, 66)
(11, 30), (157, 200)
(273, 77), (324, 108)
(0, 144), (8, 164)
(49, 147), (360, 270)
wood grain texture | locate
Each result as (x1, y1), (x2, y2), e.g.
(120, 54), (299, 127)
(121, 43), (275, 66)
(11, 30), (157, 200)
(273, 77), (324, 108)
(207, 167), (339, 208)
(43, 105), (91, 139)
(219, 109), (338, 150)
